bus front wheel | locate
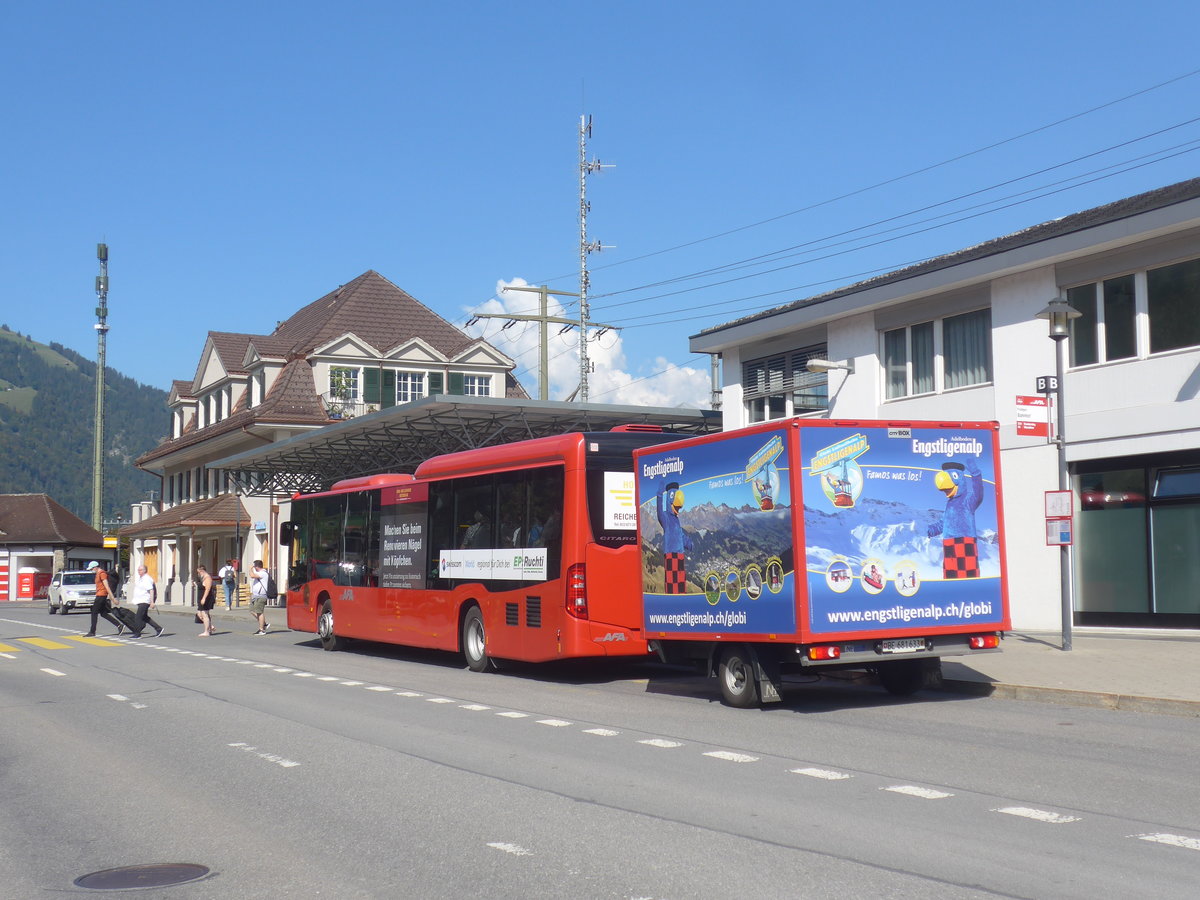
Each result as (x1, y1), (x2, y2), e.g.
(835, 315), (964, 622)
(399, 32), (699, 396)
(718, 644), (760, 708)
(317, 600), (341, 652)
(462, 606), (488, 673)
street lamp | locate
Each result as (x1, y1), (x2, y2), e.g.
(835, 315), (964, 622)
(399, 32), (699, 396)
(805, 358), (855, 374)
(1035, 296), (1082, 650)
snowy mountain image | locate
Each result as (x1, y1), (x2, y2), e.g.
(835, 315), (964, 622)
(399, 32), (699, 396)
(803, 497), (1001, 581)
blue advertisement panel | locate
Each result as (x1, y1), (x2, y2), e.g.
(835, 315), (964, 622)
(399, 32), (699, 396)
(637, 426), (797, 634)
(798, 424), (1004, 636)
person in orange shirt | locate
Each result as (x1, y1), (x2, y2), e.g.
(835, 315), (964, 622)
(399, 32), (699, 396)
(84, 561), (126, 637)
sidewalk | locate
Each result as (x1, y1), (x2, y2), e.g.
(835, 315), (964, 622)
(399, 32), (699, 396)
(938, 629), (1200, 717)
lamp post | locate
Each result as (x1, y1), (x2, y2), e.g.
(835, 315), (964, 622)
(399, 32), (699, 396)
(1036, 297), (1082, 650)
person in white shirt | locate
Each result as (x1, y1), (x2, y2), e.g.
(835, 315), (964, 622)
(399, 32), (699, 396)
(218, 560), (237, 611)
(248, 560), (271, 635)
(129, 565), (164, 638)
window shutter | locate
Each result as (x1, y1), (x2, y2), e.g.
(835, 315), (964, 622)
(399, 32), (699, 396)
(363, 368), (380, 404)
(448, 372), (465, 395)
(428, 372), (444, 395)
(381, 370), (396, 408)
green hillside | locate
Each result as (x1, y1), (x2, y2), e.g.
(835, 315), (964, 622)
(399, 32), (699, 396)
(0, 326), (169, 524)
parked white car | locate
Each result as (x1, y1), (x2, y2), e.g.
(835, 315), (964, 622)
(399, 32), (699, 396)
(48, 570), (98, 615)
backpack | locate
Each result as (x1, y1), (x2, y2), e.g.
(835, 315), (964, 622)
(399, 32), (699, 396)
(265, 573), (278, 600)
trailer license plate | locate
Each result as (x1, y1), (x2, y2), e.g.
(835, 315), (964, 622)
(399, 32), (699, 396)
(881, 638), (925, 654)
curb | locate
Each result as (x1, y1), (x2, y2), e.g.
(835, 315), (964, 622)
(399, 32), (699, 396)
(941, 679), (1200, 718)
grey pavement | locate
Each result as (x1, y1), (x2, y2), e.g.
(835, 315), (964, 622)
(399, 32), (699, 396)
(11, 602), (1199, 716)
(939, 629), (1200, 717)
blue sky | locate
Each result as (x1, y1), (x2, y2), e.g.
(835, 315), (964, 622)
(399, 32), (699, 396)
(3, 1), (1199, 406)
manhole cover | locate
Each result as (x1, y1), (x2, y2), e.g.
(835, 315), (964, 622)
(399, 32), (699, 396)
(74, 863), (210, 890)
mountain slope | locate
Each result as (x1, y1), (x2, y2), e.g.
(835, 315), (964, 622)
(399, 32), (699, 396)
(0, 326), (168, 524)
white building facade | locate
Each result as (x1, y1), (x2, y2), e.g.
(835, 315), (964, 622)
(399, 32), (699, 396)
(692, 178), (1200, 632)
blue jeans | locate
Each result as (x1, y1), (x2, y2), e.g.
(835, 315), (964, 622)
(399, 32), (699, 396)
(223, 579), (236, 608)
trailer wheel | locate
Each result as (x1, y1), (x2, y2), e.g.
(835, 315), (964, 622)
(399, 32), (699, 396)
(462, 606), (488, 673)
(317, 599), (341, 652)
(878, 659), (928, 696)
(718, 645), (760, 708)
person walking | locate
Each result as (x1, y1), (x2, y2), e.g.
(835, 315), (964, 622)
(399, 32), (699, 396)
(218, 559), (238, 611)
(195, 564), (216, 636)
(128, 565), (164, 638)
(248, 560), (271, 635)
(84, 560), (126, 637)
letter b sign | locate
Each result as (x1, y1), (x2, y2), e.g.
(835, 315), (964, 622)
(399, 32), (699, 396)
(1036, 375), (1058, 394)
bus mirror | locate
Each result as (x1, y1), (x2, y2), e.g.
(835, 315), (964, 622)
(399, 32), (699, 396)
(280, 521), (295, 543)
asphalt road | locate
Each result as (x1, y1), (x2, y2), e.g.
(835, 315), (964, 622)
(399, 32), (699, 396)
(2, 608), (1198, 899)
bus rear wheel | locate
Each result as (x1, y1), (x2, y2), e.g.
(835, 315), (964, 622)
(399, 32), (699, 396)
(718, 644), (760, 708)
(317, 600), (341, 652)
(462, 606), (488, 673)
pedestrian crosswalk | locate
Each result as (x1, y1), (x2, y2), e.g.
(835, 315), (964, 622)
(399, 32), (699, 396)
(0, 635), (123, 651)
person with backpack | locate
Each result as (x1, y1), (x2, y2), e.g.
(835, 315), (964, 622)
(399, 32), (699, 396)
(218, 559), (238, 611)
(248, 560), (272, 635)
(84, 561), (127, 637)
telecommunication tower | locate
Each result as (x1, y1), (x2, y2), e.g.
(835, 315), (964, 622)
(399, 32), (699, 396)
(578, 115), (615, 402)
(91, 243), (109, 530)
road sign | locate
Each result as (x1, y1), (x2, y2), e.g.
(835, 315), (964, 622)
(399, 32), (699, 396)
(1016, 395), (1051, 437)
(1036, 375), (1058, 393)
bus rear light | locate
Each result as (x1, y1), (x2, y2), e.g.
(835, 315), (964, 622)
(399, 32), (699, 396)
(808, 645), (841, 661)
(969, 634), (1000, 649)
(566, 563), (588, 619)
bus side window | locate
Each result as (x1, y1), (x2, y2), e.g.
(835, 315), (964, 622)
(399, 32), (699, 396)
(528, 467), (564, 580)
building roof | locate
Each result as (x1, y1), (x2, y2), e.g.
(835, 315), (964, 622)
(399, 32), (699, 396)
(118, 493), (251, 538)
(272, 269), (477, 359)
(0, 494), (105, 546)
(694, 175), (1200, 341)
(138, 358), (328, 467)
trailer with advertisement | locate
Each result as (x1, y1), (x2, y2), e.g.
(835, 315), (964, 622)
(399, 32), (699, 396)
(634, 417), (1010, 707)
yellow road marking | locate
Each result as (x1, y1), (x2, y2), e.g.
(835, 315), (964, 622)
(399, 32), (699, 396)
(0, 642), (22, 652)
(19, 637), (73, 649)
(67, 636), (122, 646)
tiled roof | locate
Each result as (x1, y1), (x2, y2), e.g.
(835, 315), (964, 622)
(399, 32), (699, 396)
(207, 332), (254, 377)
(171, 380), (196, 400)
(0, 494), (105, 546)
(697, 175), (1200, 337)
(137, 358), (328, 466)
(118, 494), (251, 538)
(271, 270), (475, 357)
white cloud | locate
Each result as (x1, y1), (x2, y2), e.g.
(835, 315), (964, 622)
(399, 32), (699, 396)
(464, 278), (712, 408)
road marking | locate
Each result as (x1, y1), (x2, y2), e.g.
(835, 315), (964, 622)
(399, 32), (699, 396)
(1131, 832), (1200, 851)
(41, 668), (67, 677)
(460, 704), (491, 711)
(536, 718), (572, 727)
(395, 690), (421, 696)
(0, 642), (22, 652)
(272, 667), (293, 673)
(487, 842), (532, 856)
(339, 680), (364, 686)
(497, 711), (528, 718)
(23, 638), (72, 649)
(638, 739), (683, 749)
(790, 767), (852, 781)
(365, 685), (392, 692)
(107, 694), (128, 702)
(884, 785), (954, 800)
(583, 728), (620, 736)
(992, 807), (1080, 824)
(426, 697), (455, 704)
(67, 636), (121, 646)
(704, 750), (759, 763)
(254, 662), (274, 668)
(317, 676), (340, 681)
(228, 742), (301, 768)
(293, 672), (317, 678)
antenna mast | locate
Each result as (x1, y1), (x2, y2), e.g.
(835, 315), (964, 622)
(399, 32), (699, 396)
(91, 243), (109, 530)
(578, 115), (615, 403)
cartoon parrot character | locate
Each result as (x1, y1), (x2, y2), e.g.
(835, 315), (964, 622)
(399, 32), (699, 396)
(927, 457), (984, 578)
(657, 481), (694, 594)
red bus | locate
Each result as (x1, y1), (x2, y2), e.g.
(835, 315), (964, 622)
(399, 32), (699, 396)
(283, 426), (684, 670)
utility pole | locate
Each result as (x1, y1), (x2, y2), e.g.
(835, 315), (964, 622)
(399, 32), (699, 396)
(579, 114), (614, 403)
(472, 284), (580, 401)
(91, 243), (110, 530)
